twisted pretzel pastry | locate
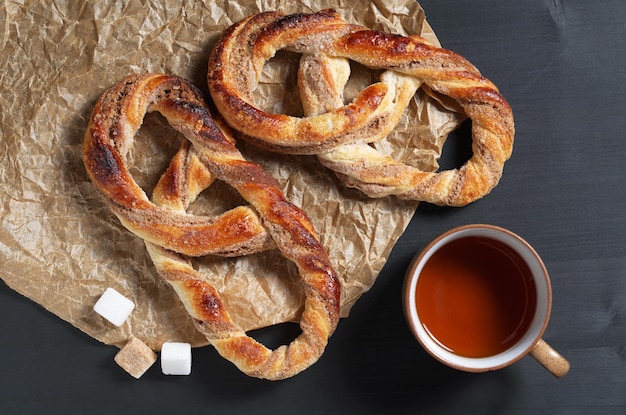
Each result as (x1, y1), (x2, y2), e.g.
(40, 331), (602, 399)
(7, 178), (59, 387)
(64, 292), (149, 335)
(208, 10), (515, 206)
(83, 73), (340, 380)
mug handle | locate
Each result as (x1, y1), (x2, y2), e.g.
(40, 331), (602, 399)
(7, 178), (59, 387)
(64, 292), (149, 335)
(529, 338), (570, 377)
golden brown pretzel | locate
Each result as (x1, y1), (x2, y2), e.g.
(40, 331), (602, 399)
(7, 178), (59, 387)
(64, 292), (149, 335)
(208, 10), (515, 206)
(83, 73), (340, 380)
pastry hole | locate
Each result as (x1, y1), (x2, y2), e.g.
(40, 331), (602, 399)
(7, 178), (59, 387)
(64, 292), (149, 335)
(436, 119), (473, 171)
(254, 50), (303, 116)
(193, 250), (304, 333)
(187, 180), (247, 218)
(128, 112), (182, 195)
(343, 61), (384, 104)
(248, 322), (303, 349)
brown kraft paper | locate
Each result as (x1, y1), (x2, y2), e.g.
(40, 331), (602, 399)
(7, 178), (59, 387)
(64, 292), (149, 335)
(0, 0), (463, 352)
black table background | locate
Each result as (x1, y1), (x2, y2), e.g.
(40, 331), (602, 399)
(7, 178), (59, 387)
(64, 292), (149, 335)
(1, 0), (625, 413)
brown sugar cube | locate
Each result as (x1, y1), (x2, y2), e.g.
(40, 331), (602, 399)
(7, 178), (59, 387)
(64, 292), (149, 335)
(114, 336), (157, 379)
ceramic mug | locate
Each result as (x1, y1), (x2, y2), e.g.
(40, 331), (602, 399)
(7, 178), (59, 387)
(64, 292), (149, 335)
(403, 224), (569, 377)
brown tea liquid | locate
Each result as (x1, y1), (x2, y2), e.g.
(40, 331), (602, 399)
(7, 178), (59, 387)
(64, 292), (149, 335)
(416, 236), (537, 358)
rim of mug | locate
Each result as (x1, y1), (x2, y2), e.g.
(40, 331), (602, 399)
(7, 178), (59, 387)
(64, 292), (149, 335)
(402, 224), (552, 372)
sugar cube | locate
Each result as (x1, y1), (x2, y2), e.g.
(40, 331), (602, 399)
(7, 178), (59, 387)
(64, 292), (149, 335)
(160, 342), (192, 375)
(93, 287), (135, 327)
(114, 336), (157, 379)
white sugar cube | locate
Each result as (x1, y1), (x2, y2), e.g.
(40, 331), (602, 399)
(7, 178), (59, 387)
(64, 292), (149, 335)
(93, 287), (135, 327)
(161, 342), (192, 375)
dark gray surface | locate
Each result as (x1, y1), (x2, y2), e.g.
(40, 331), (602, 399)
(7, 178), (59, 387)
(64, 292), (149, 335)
(1, 0), (625, 413)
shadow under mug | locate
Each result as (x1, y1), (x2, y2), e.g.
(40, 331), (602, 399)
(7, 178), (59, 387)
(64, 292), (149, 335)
(403, 224), (570, 377)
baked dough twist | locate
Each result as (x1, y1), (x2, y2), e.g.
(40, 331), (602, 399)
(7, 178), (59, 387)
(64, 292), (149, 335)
(83, 73), (340, 380)
(208, 10), (515, 206)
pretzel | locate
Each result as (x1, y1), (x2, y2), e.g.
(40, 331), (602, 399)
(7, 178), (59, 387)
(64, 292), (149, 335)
(83, 73), (340, 380)
(208, 10), (515, 206)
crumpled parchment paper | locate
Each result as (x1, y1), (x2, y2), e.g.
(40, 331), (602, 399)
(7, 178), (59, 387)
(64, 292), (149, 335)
(0, 0), (463, 351)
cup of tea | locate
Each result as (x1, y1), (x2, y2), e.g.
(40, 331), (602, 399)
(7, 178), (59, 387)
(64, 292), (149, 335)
(403, 224), (569, 377)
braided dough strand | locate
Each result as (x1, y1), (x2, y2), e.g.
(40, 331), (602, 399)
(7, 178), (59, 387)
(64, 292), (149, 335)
(208, 10), (514, 206)
(83, 73), (340, 380)
(209, 11), (397, 154)
(322, 30), (514, 205)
